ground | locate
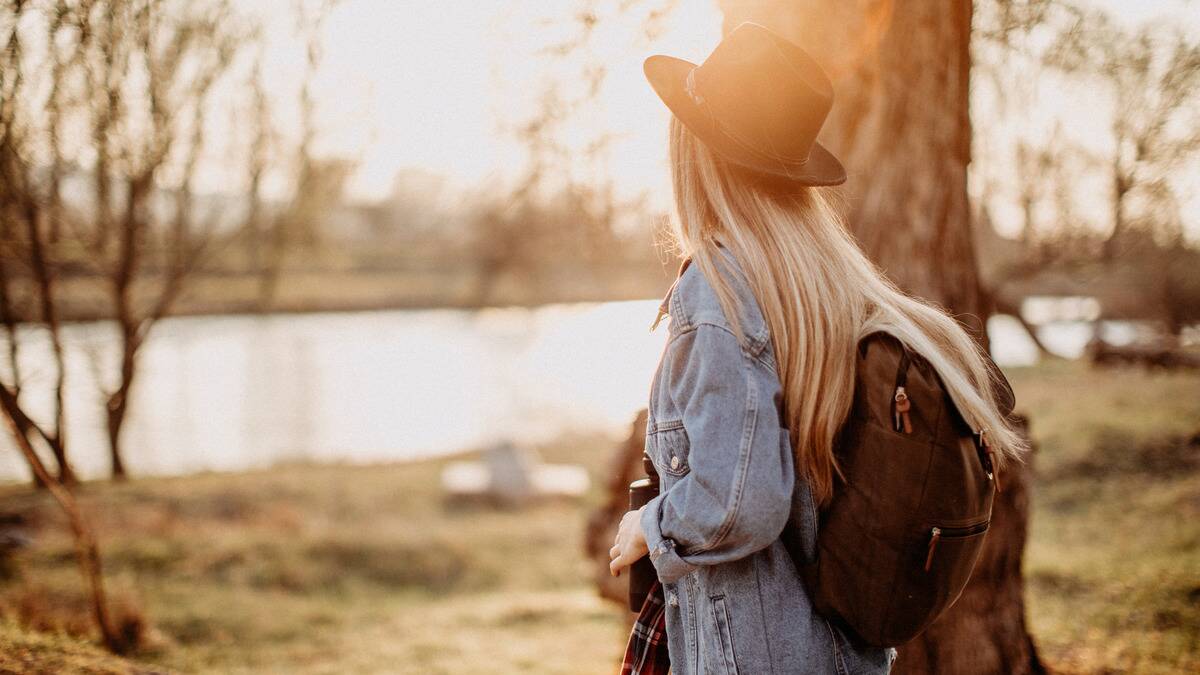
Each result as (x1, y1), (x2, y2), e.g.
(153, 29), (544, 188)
(0, 359), (1197, 674)
(1009, 360), (1200, 674)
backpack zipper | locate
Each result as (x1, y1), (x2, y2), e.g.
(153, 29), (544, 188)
(924, 521), (990, 571)
(975, 428), (1001, 490)
(889, 341), (1001, 490)
(892, 344), (913, 434)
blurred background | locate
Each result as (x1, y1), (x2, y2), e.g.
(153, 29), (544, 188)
(0, 1), (1196, 673)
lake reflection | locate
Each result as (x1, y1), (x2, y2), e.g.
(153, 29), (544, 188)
(0, 301), (1053, 481)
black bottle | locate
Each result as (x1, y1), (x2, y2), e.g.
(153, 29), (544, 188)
(628, 451), (660, 611)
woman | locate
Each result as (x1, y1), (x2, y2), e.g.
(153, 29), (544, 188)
(608, 23), (1025, 675)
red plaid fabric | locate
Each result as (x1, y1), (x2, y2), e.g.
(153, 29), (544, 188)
(619, 581), (671, 675)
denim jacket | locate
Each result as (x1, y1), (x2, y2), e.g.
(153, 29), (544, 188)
(639, 249), (896, 674)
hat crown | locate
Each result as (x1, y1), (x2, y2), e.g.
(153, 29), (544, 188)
(642, 21), (846, 185)
(691, 23), (834, 163)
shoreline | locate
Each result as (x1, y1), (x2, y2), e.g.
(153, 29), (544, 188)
(2, 265), (676, 325)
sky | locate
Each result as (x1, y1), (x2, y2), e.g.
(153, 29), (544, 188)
(245, 0), (721, 203)
(238, 0), (1199, 238)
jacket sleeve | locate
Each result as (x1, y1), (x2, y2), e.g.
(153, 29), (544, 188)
(639, 323), (795, 584)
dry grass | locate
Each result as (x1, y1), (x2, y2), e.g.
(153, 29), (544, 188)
(1009, 359), (1200, 675)
(0, 360), (1195, 673)
(0, 436), (628, 674)
(0, 619), (158, 674)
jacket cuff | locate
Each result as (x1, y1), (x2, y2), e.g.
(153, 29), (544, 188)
(640, 493), (696, 584)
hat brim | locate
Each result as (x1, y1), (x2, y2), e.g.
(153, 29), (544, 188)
(644, 54), (846, 187)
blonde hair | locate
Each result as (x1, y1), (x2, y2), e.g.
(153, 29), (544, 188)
(667, 118), (1025, 505)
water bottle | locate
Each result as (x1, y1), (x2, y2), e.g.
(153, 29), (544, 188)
(628, 452), (660, 611)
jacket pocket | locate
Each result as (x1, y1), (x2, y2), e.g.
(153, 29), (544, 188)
(647, 419), (690, 477)
(710, 595), (739, 675)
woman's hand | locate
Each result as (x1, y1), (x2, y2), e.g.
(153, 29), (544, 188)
(609, 507), (650, 577)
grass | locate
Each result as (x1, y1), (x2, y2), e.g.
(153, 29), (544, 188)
(0, 619), (158, 674)
(0, 359), (1196, 673)
(0, 437), (629, 674)
(1008, 359), (1200, 675)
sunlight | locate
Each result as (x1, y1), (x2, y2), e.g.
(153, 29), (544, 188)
(237, 0), (723, 205)
(1, 2), (1198, 672)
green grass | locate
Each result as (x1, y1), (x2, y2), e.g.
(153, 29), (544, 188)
(1008, 359), (1200, 674)
(0, 360), (1196, 673)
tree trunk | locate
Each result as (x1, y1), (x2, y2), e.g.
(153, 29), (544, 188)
(105, 332), (137, 480)
(107, 189), (141, 481)
(718, 2), (1040, 672)
(1102, 158), (1128, 262)
(48, 437), (76, 486)
(720, 0), (985, 337)
(0, 401), (127, 653)
(106, 386), (130, 480)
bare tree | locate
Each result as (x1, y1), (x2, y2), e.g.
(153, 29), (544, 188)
(0, 0), (335, 651)
(58, 0), (247, 478)
(979, 132), (1092, 357)
(2, 0), (348, 482)
(1046, 12), (1200, 262)
(469, 3), (668, 304)
(0, 0), (128, 651)
(254, 0), (339, 311)
(241, 47), (270, 279)
(977, 9), (1200, 343)
(0, 407), (131, 651)
(0, 0), (76, 485)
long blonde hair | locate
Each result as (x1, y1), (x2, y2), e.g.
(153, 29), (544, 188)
(667, 117), (1025, 505)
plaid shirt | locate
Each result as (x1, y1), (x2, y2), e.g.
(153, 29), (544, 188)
(619, 581), (670, 675)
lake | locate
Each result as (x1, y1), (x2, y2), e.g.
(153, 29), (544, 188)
(0, 300), (1110, 481)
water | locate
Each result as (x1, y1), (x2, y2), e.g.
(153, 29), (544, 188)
(0, 301), (1095, 482)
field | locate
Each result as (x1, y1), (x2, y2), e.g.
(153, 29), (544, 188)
(0, 359), (1197, 674)
(1009, 360), (1200, 674)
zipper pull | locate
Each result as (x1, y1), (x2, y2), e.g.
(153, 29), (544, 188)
(977, 429), (1002, 491)
(894, 386), (912, 434)
(924, 527), (941, 572)
(979, 429), (1002, 492)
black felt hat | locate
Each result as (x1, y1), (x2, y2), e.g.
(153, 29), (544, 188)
(645, 22), (846, 186)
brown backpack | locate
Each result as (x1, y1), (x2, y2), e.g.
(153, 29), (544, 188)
(790, 331), (1014, 648)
